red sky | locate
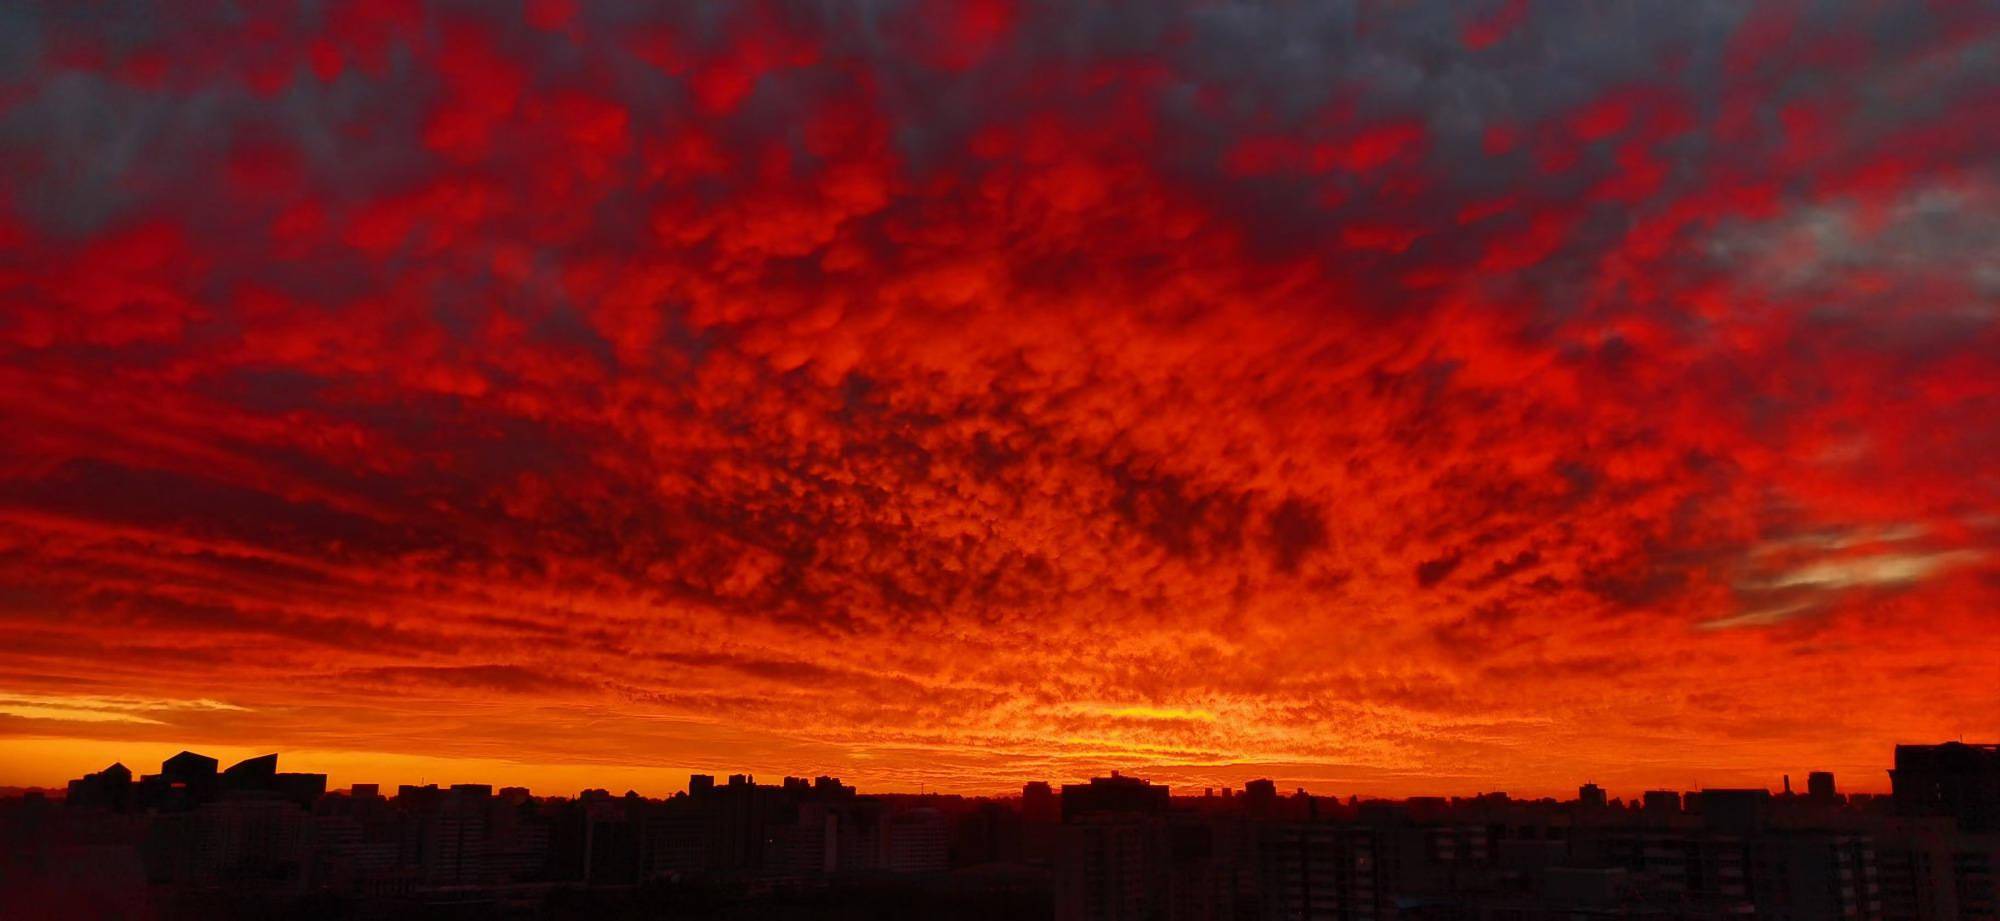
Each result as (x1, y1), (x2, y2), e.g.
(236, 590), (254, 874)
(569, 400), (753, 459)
(0, 0), (1996, 799)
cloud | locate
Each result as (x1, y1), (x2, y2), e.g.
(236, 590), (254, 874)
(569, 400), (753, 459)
(0, 693), (248, 726)
(0, 0), (1993, 796)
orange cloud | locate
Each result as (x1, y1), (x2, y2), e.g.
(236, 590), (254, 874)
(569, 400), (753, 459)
(0, 0), (1994, 799)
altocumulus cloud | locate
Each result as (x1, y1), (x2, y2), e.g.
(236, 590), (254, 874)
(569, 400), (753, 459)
(0, 0), (1994, 794)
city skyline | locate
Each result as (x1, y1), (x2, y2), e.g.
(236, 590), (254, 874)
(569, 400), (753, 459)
(5, 740), (1946, 803)
(1, 0), (1997, 802)
(16, 741), (1995, 919)
(57, 740), (1969, 803)
(45, 740), (1956, 808)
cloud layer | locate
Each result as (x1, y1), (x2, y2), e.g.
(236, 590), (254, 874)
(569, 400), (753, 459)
(0, 0), (1995, 795)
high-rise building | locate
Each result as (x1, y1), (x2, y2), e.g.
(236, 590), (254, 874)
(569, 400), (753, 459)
(887, 807), (949, 873)
(1025, 781), (1062, 865)
(1891, 743), (2000, 832)
(1056, 815), (1167, 921)
(1063, 772), (1170, 821)
(1024, 781), (1060, 823)
(1244, 779), (1279, 819)
(1874, 818), (1960, 921)
(423, 783), (496, 885)
(1744, 832), (1883, 920)
(1261, 824), (1379, 920)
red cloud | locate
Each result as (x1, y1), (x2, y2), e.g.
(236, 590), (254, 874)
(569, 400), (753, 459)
(0, 0), (1993, 797)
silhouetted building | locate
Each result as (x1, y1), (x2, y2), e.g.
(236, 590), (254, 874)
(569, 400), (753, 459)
(136, 750), (219, 811)
(213, 753), (327, 809)
(1892, 742), (2000, 832)
(24, 744), (2000, 920)
(65, 762), (133, 812)
(1062, 772), (1170, 821)
(1025, 781), (1061, 823)
(888, 807), (949, 872)
(163, 750), (219, 781)
(1056, 814), (1167, 921)
(1244, 778), (1279, 819)
(1874, 818), (1960, 921)
(1261, 823), (1379, 920)
(222, 753), (278, 789)
(1577, 782), (1606, 809)
(1694, 788), (1771, 833)
(1642, 789), (1681, 815)
(1025, 780), (1063, 865)
(954, 799), (1025, 866)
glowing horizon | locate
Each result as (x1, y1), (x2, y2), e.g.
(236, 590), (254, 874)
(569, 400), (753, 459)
(0, 735), (1907, 802)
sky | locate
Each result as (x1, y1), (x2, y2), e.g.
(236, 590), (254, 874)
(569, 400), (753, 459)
(0, 0), (1996, 800)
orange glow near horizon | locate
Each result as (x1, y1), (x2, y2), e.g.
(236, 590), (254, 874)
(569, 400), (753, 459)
(0, 1), (1996, 800)
(0, 735), (1906, 802)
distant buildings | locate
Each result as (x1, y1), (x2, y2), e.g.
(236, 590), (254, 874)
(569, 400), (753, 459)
(1061, 771), (1171, 821)
(1641, 790), (1680, 815)
(64, 762), (133, 812)
(10, 745), (2000, 920)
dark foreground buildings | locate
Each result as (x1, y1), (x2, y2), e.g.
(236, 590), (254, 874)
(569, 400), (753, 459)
(4, 743), (2000, 919)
